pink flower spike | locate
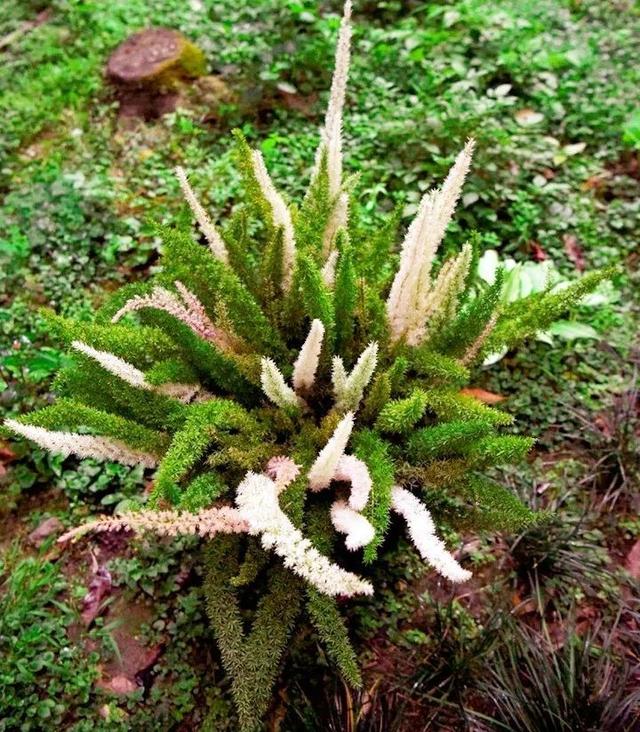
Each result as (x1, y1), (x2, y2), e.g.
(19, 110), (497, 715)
(265, 456), (301, 491)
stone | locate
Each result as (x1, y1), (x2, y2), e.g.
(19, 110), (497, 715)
(106, 28), (205, 89)
(106, 28), (206, 121)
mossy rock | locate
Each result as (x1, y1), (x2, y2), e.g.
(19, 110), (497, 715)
(106, 28), (206, 90)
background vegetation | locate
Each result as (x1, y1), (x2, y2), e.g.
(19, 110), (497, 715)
(1, 0), (638, 729)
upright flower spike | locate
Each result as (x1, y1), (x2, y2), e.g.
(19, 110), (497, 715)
(322, 191), (349, 258)
(260, 358), (301, 410)
(321, 249), (339, 288)
(58, 505), (249, 544)
(407, 242), (473, 345)
(251, 149), (297, 291)
(386, 140), (475, 344)
(292, 319), (325, 392)
(334, 342), (379, 413)
(175, 166), (229, 264)
(236, 472), (373, 597)
(4, 420), (158, 468)
(312, 0), (352, 198)
(391, 486), (471, 583)
(308, 412), (354, 491)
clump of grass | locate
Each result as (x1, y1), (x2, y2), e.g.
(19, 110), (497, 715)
(478, 609), (640, 732)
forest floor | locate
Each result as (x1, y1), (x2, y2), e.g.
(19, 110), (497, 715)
(1, 1), (639, 730)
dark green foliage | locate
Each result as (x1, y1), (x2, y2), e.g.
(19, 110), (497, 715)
(203, 539), (303, 732)
(465, 435), (535, 467)
(460, 477), (538, 532)
(375, 389), (429, 433)
(296, 252), (336, 348)
(409, 347), (470, 385)
(354, 430), (395, 563)
(434, 269), (505, 359)
(306, 590), (362, 688)
(423, 388), (513, 426)
(485, 268), (616, 357)
(333, 232), (358, 354)
(408, 420), (493, 463)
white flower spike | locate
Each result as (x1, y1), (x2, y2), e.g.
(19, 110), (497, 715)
(236, 472), (373, 597)
(391, 486), (471, 583)
(292, 319), (325, 393)
(175, 166), (229, 264)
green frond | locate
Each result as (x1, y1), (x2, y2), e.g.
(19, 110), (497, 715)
(408, 420), (494, 463)
(354, 430), (395, 563)
(375, 389), (429, 434)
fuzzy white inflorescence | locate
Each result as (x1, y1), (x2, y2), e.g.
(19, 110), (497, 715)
(330, 499), (375, 551)
(58, 505), (248, 544)
(175, 166), (229, 264)
(292, 319), (325, 392)
(251, 149), (297, 291)
(236, 472), (373, 597)
(333, 342), (378, 412)
(386, 140), (475, 345)
(410, 241), (473, 345)
(314, 0), (352, 198)
(321, 249), (339, 288)
(391, 486), (471, 583)
(322, 190), (349, 259)
(4, 420), (158, 468)
(112, 282), (233, 353)
(260, 358), (301, 410)
(308, 412), (354, 491)
(71, 341), (199, 402)
(333, 454), (372, 511)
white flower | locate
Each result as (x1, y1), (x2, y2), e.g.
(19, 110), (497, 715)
(391, 486), (471, 583)
(175, 166), (229, 263)
(292, 319), (325, 392)
(333, 342), (378, 412)
(308, 412), (354, 491)
(330, 499), (374, 551)
(265, 456), (301, 491)
(4, 420), (157, 468)
(260, 358), (302, 410)
(312, 0), (352, 198)
(251, 149), (296, 291)
(386, 140), (475, 344)
(71, 341), (198, 402)
(236, 472), (373, 597)
(322, 191), (349, 258)
(334, 454), (372, 511)
(321, 250), (339, 288)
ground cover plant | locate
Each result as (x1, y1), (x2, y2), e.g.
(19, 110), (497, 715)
(1, 0), (639, 730)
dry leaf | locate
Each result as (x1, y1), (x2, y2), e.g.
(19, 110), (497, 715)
(460, 387), (505, 404)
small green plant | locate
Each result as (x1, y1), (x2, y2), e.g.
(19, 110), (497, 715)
(3, 3), (612, 729)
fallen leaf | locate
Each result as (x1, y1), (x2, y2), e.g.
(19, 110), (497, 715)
(564, 142), (586, 156)
(460, 387), (505, 404)
(27, 517), (64, 547)
(563, 233), (586, 272)
(626, 539), (640, 579)
(515, 108), (544, 126)
(530, 241), (548, 261)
